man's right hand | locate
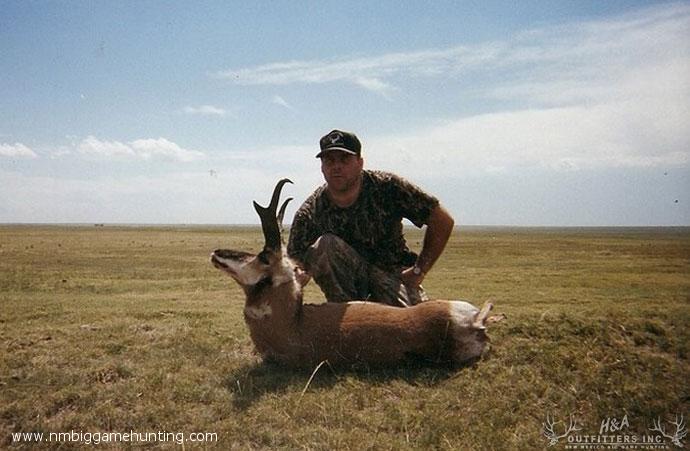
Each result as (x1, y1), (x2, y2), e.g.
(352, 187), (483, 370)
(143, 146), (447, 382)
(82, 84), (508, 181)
(295, 266), (312, 287)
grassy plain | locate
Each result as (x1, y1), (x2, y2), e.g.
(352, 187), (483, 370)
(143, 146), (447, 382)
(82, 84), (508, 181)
(1, 225), (688, 449)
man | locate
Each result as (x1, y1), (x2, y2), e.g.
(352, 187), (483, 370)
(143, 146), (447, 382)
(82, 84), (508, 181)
(287, 129), (455, 307)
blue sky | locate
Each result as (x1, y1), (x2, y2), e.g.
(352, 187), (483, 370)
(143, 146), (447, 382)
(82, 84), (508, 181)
(1, 1), (689, 225)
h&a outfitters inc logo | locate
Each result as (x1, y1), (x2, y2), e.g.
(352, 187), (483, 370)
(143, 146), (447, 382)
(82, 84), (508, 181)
(542, 413), (687, 449)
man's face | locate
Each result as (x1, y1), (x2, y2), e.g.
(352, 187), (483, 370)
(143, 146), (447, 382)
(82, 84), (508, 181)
(320, 151), (364, 193)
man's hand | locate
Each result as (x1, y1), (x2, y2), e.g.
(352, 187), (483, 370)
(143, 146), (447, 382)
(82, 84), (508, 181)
(405, 205), (454, 287)
(400, 266), (424, 288)
(294, 266), (312, 287)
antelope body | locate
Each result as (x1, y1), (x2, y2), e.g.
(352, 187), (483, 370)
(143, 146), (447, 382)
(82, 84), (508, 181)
(211, 179), (500, 369)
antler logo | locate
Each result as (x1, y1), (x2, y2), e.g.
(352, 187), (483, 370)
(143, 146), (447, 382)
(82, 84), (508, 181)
(650, 415), (687, 448)
(541, 412), (687, 449)
(328, 131), (343, 145)
(543, 414), (581, 447)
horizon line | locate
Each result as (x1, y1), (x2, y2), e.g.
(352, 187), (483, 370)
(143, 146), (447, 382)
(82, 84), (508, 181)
(1, 222), (688, 229)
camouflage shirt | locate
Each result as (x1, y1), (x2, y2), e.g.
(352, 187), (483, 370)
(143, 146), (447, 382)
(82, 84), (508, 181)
(287, 170), (439, 271)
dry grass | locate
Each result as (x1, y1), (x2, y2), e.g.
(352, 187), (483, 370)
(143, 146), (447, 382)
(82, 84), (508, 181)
(1, 225), (688, 449)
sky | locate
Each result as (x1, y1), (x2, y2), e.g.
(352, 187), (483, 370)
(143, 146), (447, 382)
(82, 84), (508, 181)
(1, 1), (689, 226)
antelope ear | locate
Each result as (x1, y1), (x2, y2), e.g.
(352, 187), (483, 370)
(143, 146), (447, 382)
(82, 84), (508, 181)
(472, 302), (493, 329)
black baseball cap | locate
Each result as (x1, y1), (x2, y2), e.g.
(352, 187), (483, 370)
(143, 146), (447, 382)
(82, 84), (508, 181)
(316, 130), (362, 158)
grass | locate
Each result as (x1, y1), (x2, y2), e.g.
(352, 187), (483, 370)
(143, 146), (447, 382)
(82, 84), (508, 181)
(1, 225), (688, 449)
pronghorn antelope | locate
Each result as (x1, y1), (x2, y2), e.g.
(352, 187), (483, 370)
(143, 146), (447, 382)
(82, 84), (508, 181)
(211, 179), (502, 369)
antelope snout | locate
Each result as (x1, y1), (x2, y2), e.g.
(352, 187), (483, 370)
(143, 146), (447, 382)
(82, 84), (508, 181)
(210, 251), (228, 269)
(210, 249), (255, 269)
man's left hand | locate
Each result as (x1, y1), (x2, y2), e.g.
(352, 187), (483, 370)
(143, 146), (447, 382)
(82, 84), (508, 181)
(400, 266), (424, 288)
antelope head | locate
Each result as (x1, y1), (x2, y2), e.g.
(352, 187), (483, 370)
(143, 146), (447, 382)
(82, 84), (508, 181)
(211, 179), (294, 291)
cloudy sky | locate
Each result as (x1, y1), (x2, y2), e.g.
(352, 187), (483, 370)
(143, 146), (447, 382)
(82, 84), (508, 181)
(1, 1), (689, 226)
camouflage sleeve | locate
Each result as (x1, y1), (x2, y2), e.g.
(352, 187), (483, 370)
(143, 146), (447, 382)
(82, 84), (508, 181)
(387, 173), (440, 228)
(287, 208), (314, 266)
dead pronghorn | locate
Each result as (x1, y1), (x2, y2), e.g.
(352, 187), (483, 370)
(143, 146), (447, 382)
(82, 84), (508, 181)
(211, 179), (501, 369)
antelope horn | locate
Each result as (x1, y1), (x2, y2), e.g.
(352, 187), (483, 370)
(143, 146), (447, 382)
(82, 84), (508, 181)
(253, 178), (293, 250)
(277, 197), (293, 232)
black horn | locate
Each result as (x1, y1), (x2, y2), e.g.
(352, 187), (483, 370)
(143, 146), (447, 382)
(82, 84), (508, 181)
(253, 178), (293, 250)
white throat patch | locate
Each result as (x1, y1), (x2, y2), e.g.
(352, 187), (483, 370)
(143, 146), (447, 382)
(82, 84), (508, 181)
(244, 303), (272, 320)
(271, 250), (297, 287)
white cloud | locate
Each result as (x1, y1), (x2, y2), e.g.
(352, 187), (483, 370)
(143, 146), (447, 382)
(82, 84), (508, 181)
(130, 138), (205, 162)
(214, 44), (499, 93)
(49, 147), (72, 159)
(485, 6), (690, 108)
(182, 105), (227, 116)
(272, 95), (295, 110)
(354, 77), (395, 98)
(367, 102), (689, 177)
(0, 143), (38, 159)
(78, 136), (135, 158)
(0, 167), (307, 224)
(213, 3), (690, 99)
(77, 136), (205, 162)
